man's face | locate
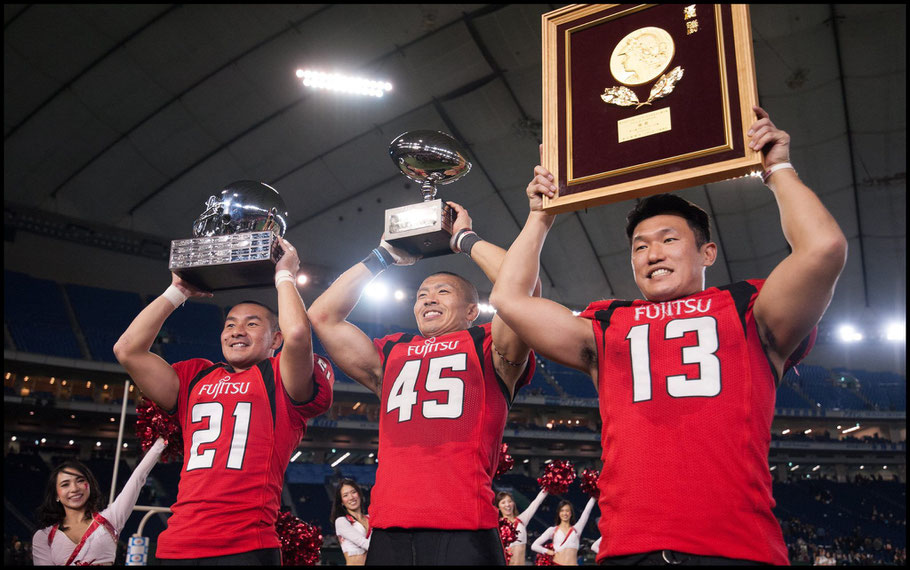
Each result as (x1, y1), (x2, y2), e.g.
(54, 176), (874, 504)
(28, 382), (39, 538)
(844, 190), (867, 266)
(221, 303), (281, 370)
(413, 274), (478, 338)
(630, 214), (716, 302)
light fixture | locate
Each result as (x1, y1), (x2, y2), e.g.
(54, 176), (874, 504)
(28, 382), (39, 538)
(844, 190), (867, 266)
(838, 324), (863, 342)
(394, 290), (405, 301)
(364, 281), (389, 300)
(789, 464), (800, 471)
(297, 274), (309, 286)
(296, 69), (392, 98)
(331, 452), (351, 468)
(842, 424), (861, 434)
(803, 429), (812, 434)
(885, 322), (905, 341)
(812, 465), (821, 471)
(781, 428), (791, 435)
(291, 451), (302, 463)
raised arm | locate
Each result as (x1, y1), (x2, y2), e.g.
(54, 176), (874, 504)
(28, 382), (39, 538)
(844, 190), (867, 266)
(274, 238), (317, 403)
(517, 489), (549, 527)
(113, 274), (213, 410)
(448, 201), (538, 394)
(573, 497), (597, 534)
(489, 160), (598, 377)
(335, 516), (371, 551)
(106, 437), (166, 531)
(309, 242), (419, 396)
(748, 106), (848, 375)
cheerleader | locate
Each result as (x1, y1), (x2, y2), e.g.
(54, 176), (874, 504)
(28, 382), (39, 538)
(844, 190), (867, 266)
(495, 489), (548, 565)
(331, 479), (370, 566)
(530, 497), (596, 566)
(32, 438), (166, 565)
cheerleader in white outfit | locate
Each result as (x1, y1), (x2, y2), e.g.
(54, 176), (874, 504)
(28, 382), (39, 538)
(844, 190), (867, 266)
(332, 478), (370, 566)
(531, 497), (596, 566)
(32, 438), (166, 565)
(496, 489), (548, 565)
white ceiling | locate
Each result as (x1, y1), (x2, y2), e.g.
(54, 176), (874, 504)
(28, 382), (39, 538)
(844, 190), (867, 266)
(3, 4), (906, 338)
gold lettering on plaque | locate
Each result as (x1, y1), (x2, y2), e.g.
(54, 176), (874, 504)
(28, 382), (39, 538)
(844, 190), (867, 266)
(684, 5), (697, 20)
(617, 107), (672, 143)
(687, 20), (699, 35)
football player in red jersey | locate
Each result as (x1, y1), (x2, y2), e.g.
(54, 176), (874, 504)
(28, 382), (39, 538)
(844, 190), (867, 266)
(490, 106), (847, 565)
(309, 201), (538, 565)
(113, 237), (334, 565)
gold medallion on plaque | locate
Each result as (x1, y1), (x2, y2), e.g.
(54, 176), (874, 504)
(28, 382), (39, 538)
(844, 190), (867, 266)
(601, 26), (684, 110)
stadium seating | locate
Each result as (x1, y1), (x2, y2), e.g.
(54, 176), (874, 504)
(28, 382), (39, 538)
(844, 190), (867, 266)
(4, 270), (83, 359)
(64, 284), (144, 363)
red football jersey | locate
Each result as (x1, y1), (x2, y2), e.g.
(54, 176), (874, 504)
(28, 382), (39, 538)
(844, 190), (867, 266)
(580, 280), (790, 565)
(370, 322), (533, 530)
(156, 353), (333, 559)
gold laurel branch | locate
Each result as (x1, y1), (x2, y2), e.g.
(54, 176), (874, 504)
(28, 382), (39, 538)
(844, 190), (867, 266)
(601, 86), (639, 107)
(641, 66), (684, 108)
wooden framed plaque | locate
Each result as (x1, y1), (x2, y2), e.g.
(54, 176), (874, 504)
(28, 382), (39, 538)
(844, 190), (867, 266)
(541, 4), (762, 213)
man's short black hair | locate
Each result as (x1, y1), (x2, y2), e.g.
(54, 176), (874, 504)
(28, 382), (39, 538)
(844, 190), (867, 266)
(625, 193), (711, 248)
(228, 300), (279, 331)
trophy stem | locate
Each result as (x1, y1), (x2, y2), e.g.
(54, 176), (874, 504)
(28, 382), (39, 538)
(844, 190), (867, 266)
(421, 179), (438, 202)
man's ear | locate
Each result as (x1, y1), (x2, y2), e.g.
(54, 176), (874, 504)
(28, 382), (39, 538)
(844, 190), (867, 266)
(702, 242), (718, 267)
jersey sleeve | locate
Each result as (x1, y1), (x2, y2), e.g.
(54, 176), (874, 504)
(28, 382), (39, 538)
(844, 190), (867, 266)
(168, 358), (213, 415)
(334, 516), (371, 550)
(31, 528), (54, 565)
(285, 354), (334, 419)
(517, 489), (548, 527)
(531, 526), (555, 554)
(104, 437), (166, 532)
(573, 497), (597, 534)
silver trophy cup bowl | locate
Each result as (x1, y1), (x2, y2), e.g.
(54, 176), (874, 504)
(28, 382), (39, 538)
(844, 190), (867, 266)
(169, 180), (288, 291)
(384, 130), (472, 257)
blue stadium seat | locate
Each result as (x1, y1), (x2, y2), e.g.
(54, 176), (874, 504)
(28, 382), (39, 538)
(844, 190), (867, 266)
(64, 283), (143, 363)
(4, 270), (83, 359)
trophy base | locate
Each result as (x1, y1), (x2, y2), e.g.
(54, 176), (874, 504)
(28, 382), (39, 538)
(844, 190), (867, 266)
(169, 231), (282, 291)
(382, 199), (455, 258)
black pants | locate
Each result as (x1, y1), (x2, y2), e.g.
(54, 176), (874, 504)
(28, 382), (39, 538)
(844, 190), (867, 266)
(366, 527), (506, 566)
(158, 547), (281, 565)
(600, 550), (769, 565)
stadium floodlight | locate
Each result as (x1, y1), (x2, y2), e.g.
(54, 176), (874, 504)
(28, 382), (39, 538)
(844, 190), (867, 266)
(812, 465), (821, 471)
(296, 69), (393, 98)
(331, 452), (351, 468)
(837, 324), (863, 342)
(842, 424), (861, 434)
(394, 290), (406, 301)
(297, 274), (309, 286)
(885, 322), (905, 341)
(291, 451), (302, 463)
(781, 428), (791, 435)
(364, 281), (389, 300)
(789, 464), (800, 471)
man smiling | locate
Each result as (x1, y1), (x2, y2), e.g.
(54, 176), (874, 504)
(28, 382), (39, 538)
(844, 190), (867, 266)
(114, 236), (333, 565)
(490, 107), (847, 565)
(309, 201), (537, 565)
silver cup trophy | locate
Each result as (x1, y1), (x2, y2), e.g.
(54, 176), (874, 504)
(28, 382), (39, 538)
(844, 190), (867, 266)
(169, 180), (288, 291)
(384, 130), (472, 258)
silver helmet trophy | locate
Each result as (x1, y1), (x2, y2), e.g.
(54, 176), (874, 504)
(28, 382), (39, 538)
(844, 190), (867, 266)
(169, 180), (288, 291)
(384, 130), (472, 258)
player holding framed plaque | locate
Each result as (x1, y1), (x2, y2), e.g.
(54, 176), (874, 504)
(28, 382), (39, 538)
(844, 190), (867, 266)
(541, 4), (762, 213)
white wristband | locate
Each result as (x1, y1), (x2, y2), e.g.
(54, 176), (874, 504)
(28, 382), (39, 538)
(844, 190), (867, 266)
(762, 162), (795, 184)
(275, 270), (295, 287)
(162, 285), (187, 308)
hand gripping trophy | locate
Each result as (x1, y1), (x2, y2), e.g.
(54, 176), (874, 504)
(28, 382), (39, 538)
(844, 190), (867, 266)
(383, 130), (472, 258)
(169, 180), (289, 291)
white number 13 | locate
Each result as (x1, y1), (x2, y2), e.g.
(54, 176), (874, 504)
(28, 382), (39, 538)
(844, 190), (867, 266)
(626, 316), (721, 402)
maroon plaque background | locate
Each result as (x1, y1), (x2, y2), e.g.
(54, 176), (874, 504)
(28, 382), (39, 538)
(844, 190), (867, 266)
(555, 4), (746, 197)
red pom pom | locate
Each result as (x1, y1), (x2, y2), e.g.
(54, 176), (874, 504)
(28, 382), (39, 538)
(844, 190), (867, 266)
(495, 442), (514, 478)
(535, 540), (556, 565)
(135, 397), (182, 463)
(276, 511), (322, 566)
(580, 468), (600, 499)
(537, 460), (576, 495)
(499, 517), (519, 564)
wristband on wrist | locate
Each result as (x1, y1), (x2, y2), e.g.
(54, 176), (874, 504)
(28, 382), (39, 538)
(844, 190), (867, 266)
(762, 162), (795, 185)
(162, 285), (188, 309)
(275, 270), (296, 287)
(362, 247), (395, 275)
(458, 231), (482, 256)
